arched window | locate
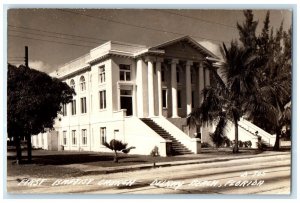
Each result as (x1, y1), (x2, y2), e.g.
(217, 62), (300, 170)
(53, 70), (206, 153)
(80, 76), (86, 91)
(70, 79), (75, 90)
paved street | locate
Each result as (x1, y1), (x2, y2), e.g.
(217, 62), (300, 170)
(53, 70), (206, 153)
(7, 151), (290, 195)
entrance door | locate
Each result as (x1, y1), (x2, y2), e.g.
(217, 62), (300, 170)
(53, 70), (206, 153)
(120, 96), (132, 116)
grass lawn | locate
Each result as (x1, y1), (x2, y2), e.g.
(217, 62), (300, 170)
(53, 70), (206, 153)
(7, 148), (264, 178)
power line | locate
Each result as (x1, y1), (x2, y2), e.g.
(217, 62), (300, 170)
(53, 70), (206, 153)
(8, 25), (107, 43)
(9, 29), (100, 45)
(8, 34), (95, 48)
(157, 10), (237, 30)
(59, 9), (230, 44)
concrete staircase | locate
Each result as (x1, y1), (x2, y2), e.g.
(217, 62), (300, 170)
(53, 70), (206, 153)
(238, 118), (276, 147)
(140, 118), (193, 155)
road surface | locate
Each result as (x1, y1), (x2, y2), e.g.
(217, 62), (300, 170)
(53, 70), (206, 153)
(7, 151), (291, 195)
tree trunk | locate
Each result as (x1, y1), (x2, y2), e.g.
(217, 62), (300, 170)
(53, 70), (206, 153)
(15, 135), (22, 164)
(114, 151), (118, 163)
(233, 121), (239, 153)
(26, 133), (32, 163)
(273, 127), (281, 151)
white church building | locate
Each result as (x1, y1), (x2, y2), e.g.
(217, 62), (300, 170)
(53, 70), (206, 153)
(32, 36), (275, 156)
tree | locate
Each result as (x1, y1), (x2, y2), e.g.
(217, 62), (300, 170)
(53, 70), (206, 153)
(236, 10), (291, 151)
(187, 42), (264, 153)
(7, 64), (75, 163)
(244, 19), (291, 150)
(209, 115), (228, 148)
(237, 10), (259, 51)
(103, 139), (135, 163)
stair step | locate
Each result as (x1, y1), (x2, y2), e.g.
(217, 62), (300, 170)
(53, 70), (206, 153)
(140, 118), (193, 155)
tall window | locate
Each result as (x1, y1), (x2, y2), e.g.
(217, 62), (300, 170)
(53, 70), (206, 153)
(100, 127), (106, 145)
(99, 90), (106, 109)
(119, 64), (131, 81)
(62, 104), (67, 116)
(81, 129), (87, 145)
(63, 131), (67, 145)
(99, 66), (105, 83)
(80, 76), (86, 91)
(72, 130), (76, 145)
(176, 68), (180, 83)
(177, 90), (182, 108)
(70, 79), (75, 90)
(81, 97), (87, 113)
(71, 100), (76, 115)
(162, 89), (167, 109)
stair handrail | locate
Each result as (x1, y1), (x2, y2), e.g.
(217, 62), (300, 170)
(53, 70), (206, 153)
(240, 118), (274, 139)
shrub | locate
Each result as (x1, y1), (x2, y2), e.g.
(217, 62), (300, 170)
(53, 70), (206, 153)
(238, 140), (244, 148)
(257, 141), (268, 151)
(103, 139), (135, 163)
(201, 142), (211, 148)
(150, 146), (159, 157)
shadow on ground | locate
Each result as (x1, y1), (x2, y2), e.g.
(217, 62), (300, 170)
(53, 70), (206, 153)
(7, 153), (147, 165)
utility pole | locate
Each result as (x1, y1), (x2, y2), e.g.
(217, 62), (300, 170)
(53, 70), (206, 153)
(25, 46), (28, 68)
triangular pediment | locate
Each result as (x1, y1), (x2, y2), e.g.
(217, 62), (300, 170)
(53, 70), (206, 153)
(149, 36), (218, 60)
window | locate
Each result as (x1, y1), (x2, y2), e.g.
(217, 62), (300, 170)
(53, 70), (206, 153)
(62, 104), (67, 116)
(161, 68), (165, 82)
(100, 127), (106, 145)
(71, 100), (76, 115)
(81, 97), (87, 113)
(162, 89), (167, 108)
(192, 91), (195, 108)
(99, 90), (106, 109)
(176, 68), (180, 83)
(70, 79), (75, 90)
(177, 90), (182, 108)
(63, 131), (67, 145)
(119, 64), (131, 81)
(80, 76), (86, 91)
(99, 66), (105, 83)
(72, 130), (77, 145)
(82, 129), (87, 145)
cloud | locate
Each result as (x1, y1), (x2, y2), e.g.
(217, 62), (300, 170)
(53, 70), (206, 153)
(29, 60), (54, 73)
(198, 41), (223, 59)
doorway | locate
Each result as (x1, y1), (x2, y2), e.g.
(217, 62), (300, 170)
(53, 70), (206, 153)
(120, 89), (133, 116)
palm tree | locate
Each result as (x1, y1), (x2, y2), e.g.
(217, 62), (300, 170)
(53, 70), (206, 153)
(103, 139), (135, 163)
(244, 27), (291, 151)
(188, 41), (263, 153)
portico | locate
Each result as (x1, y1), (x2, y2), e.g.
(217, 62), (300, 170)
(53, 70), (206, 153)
(142, 57), (210, 119)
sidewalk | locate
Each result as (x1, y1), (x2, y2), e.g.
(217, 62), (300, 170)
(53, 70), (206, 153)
(65, 151), (290, 175)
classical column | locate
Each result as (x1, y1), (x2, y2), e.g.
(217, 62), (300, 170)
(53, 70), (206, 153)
(132, 85), (137, 117)
(205, 67), (210, 86)
(147, 59), (155, 117)
(171, 59), (179, 118)
(186, 60), (193, 115)
(156, 58), (163, 116)
(198, 62), (205, 105)
(117, 85), (121, 111)
(136, 59), (146, 118)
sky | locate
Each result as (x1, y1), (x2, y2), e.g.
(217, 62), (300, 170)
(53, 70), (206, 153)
(7, 9), (292, 73)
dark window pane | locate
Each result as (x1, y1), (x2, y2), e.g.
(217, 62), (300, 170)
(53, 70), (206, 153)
(162, 89), (167, 108)
(177, 90), (181, 108)
(126, 72), (131, 81)
(120, 72), (125, 81)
